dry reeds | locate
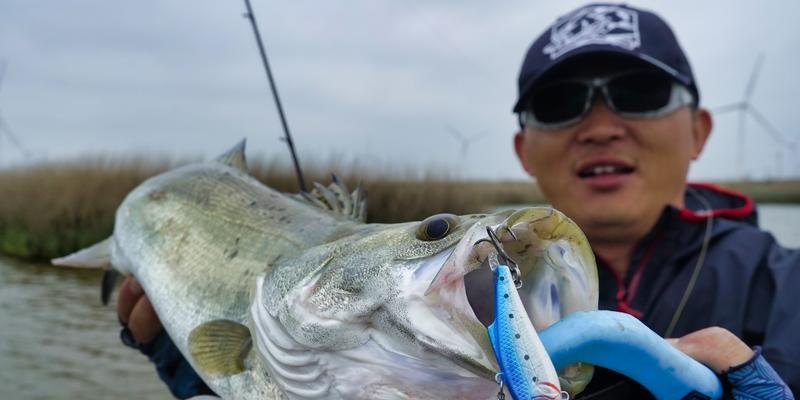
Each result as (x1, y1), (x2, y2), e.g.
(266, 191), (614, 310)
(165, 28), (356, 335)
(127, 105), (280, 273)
(0, 157), (542, 260)
(0, 157), (175, 259)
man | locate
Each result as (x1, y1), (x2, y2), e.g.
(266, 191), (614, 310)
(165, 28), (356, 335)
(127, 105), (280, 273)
(511, 3), (797, 397)
(119, 3), (797, 398)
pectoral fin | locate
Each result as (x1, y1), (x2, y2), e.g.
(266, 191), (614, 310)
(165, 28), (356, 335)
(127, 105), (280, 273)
(188, 320), (252, 376)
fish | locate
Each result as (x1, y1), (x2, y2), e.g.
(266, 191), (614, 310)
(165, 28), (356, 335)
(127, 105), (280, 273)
(52, 140), (598, 399)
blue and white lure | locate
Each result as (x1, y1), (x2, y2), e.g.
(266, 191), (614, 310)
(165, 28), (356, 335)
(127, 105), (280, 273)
(482, 228), (567, 400)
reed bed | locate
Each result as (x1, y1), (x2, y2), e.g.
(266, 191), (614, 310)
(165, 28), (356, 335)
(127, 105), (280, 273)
(0, 157), (542, 261)
(3, 156), (798, 261)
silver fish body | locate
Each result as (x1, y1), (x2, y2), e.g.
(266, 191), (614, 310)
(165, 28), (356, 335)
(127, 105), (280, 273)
(53, 141), (598, 399)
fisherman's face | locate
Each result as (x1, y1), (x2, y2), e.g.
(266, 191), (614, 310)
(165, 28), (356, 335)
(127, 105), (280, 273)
(513, 58), (712, 242)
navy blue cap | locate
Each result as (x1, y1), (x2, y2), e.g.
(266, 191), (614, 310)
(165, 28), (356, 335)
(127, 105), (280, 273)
(514, 3), (699, 112)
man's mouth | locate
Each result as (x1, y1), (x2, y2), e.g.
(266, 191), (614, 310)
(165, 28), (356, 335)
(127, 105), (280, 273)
(575, 159), (636, 189)
(576, 162), (635, 178)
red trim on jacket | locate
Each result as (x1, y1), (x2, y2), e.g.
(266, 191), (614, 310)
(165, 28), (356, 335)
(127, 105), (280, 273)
(679, 182), (754, 222)
(596, 229), (663, 319)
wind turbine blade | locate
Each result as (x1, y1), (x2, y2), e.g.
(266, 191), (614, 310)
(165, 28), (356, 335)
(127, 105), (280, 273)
(743, 53), (764, 101)
(712, 102), (746, 114)
(748, 106), (790, 146)
(737, 109), (746, 179)
(445, 124), (465, 141)
(466, 131), (487, 142)
(0, 115), (32, 159)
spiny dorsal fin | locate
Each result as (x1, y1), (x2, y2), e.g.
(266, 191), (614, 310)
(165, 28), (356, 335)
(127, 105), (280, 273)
(295, 174), (367, 222)
(188, 319), (252, 376)
(215, 139), (248, 173)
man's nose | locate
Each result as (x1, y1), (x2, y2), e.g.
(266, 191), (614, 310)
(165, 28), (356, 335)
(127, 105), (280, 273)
(575, 98), (627, 144)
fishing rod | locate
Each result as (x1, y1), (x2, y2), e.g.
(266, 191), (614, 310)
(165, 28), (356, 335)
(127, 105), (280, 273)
(242, 0), (307, 192)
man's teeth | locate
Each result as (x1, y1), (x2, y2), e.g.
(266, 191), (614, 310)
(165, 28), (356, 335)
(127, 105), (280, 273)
(583, 165), (630, 177)
(593, 166), (615, 175)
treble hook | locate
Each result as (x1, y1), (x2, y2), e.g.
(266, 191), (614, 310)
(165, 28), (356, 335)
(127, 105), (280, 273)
(495, 373), (506, 400)
(474, 226), (522, 288)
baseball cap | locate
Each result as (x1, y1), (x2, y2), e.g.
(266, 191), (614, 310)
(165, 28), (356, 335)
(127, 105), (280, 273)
(513, 3), (699, 112)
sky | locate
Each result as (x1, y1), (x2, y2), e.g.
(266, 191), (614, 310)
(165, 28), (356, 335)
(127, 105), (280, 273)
(0, 0), (799, 181)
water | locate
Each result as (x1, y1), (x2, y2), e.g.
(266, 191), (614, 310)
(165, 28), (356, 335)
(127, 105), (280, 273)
(0, 259), (170, 399)
(757, 204), (800, 248)
(0, 204), (798, 399)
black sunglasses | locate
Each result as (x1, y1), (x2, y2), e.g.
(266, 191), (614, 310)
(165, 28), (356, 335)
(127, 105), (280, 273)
(519, 70), (695, 129)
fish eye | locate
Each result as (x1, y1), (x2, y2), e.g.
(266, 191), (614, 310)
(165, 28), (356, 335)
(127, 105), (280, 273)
(416, 213), (460, 241)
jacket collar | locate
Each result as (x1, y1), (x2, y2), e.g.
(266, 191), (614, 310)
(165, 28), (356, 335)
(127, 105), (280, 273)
(677, 182), (757, 226)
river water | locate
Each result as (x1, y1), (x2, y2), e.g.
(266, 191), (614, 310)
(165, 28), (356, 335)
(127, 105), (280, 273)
(1, 204), (798, 399)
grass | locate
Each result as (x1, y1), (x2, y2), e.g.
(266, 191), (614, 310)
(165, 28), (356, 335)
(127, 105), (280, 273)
(713, 180), (800, 203)
(0, 157), (542, 261)
(2, 156), (798, 261)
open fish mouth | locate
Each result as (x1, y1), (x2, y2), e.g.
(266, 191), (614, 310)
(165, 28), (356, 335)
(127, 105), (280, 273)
(411, 207), (598, 386)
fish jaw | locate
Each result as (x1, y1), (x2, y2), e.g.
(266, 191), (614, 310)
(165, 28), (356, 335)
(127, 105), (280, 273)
(427, 207), (598, 324)
(425, 207), (599, 396)
(393, 206), (599, 395)
(396, 246), (500, 377)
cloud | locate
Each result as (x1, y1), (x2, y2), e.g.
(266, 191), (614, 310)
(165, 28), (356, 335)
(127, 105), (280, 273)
(0, 0), (798, 180)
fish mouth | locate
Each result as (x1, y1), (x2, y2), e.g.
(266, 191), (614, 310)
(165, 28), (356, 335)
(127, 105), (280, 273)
(413, 207), (598, 381)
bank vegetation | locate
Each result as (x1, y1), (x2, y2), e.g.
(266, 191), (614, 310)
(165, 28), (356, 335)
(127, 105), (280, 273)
(2, 157), (798, 261)
(0, 157), (540, 260)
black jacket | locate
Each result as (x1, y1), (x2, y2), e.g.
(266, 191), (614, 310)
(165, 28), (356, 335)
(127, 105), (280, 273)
(577, 183), (800, 398)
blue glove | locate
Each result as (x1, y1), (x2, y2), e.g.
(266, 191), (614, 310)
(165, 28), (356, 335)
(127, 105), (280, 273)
(120, 323), (216, 399)
(722, 347), (794, 400)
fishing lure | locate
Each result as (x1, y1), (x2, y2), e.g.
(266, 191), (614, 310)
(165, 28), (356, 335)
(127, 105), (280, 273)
(486, 254), (566, 400)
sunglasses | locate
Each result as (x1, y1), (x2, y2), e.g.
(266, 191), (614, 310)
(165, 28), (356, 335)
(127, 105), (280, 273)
(519, 70), (695, 129)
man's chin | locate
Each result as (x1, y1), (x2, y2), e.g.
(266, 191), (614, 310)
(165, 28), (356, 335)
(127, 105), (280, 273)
(564, 204), (644, 239)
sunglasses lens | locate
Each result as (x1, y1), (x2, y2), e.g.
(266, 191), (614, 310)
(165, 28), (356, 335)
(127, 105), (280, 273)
(529, 82), (590, 125)
(608, 72), (673, 113)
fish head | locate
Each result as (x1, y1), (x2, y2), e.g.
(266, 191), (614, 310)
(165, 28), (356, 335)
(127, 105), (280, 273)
(254, 207), (597, 398)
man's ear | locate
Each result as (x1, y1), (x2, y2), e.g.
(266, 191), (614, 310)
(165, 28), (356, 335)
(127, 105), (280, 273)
(691, 108), (713, 160)
(514, 130), (537, 177)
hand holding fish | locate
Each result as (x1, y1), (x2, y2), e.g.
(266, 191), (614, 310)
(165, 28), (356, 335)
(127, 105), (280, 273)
(669, 328), (793, 398)
(117, 276), (162, 345)
(666, 327), (753, 374)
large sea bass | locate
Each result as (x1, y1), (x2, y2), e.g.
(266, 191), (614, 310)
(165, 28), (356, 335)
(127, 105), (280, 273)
(53, 141), (598, 399)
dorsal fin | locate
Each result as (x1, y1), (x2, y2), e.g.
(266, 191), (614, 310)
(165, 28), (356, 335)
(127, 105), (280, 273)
(295, 174), (367, 222)
(216, 139), (248, 172)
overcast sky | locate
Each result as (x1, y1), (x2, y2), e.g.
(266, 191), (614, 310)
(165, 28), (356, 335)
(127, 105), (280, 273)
(1, 0), (798, 181)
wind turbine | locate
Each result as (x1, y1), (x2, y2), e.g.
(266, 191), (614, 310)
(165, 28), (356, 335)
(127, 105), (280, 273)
(713, 54), (797, 180)
(445, 125), (486, 162)
(0, 61), (33, 166)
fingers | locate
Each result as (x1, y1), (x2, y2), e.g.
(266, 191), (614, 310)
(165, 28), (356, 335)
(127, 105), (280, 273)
(117, 276), (143, 323)
(128, 295), (163, 344)
(117, 276), (163, 344)
(667, 326), (754, 373)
